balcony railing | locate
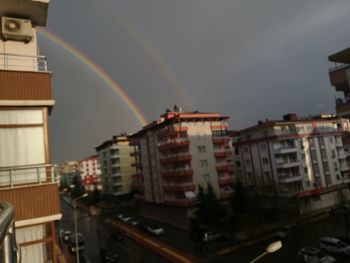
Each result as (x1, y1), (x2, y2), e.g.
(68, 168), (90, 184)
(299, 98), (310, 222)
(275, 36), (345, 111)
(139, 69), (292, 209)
(163, 183), (195, 192)
(0, 202), (19, 263)
(0, 164), (55, 188)
(0, 53), (48, 72)
(159, 154), (192, 164)
(161, 169), (193, 177)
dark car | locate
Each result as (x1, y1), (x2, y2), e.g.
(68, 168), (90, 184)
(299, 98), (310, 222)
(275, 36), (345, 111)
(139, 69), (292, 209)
(111, 231), (124, 241)
(100, 247), (118, 262)
(67, 233), (85, 253)
(59, 229), (72, 244)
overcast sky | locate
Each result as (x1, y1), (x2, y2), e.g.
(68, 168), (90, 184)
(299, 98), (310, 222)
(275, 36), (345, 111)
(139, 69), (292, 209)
(39, 0), (350, 163)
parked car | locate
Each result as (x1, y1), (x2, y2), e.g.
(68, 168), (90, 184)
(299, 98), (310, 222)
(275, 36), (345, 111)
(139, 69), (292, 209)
(59, 229), (72, 244)
(100, 247), (118, 263)
(110, 231), (124, 241)
(297, 247), (336, 263)
(320, 237), (350, 257)
(145, 225), (164, 236)
(274, 225), (294, 240)
(67, 233), (85, 253)
(202, 232), (221, 242)
(127, 218), (140, 227)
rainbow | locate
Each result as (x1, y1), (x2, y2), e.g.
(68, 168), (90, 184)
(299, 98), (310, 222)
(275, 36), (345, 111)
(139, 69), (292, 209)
(37, 28), (148, 127)
(97, 0), (193, 110)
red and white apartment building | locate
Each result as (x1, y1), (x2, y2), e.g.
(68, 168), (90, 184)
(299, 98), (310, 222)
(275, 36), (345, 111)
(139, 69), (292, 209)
(130, 108), (234, 227)
(0, 1), (60, 262)
(233, 113), (350, 212)
(79, 155), (102, 191)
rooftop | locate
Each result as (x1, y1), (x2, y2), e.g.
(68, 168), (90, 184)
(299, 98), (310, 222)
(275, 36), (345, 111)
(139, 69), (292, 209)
(328, 47), (350, 64)
(0, 0), (49, 27)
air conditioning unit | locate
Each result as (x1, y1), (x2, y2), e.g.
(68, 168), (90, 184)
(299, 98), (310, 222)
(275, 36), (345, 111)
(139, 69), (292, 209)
(1, 17), (34, 43)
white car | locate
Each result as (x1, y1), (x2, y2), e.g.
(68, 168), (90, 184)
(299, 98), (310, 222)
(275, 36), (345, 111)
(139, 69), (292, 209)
(298, 247), (336, 263)
(202, 232), (221, 242)
(320, 237), (350, 257)
(145, 225), (164, 236)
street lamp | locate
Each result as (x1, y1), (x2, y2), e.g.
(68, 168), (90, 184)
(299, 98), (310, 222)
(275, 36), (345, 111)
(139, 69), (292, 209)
(73, 193), (88, 263)
(249, 240), (282, 263)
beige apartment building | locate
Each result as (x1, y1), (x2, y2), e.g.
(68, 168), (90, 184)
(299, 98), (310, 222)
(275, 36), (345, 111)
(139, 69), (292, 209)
(95, 134), (135, 196)
(129, 108), (234, 227)
(234, 113), (350, 212)
(0, 1), (60, 262)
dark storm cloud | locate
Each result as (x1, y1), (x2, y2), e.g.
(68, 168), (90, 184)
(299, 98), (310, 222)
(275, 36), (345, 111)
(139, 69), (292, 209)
(42, 0), (350, 162)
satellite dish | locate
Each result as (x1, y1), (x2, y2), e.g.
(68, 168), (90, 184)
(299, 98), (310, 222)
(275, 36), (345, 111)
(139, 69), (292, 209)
(5, 20), (21, 33)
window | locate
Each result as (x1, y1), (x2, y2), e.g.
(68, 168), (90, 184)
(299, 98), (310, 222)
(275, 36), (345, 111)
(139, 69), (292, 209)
(244, 146), (249, 153)
(304, 167), (308, 174)
(199, 160), (208, 167)
(323, 162), (330, 173)
(198, 145), (206, 153)
(262, 158), (269, 165)
(245, 160), (251, 167)
(336, 174), (340, 181)
(332, 150), (336, 158)
(264, 171), (270, 178)
(260, 144), (267, 151)
(329, 137), (333, 143)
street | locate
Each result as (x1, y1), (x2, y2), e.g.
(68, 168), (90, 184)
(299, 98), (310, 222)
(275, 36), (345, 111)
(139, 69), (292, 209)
(59, 199), (169, 263)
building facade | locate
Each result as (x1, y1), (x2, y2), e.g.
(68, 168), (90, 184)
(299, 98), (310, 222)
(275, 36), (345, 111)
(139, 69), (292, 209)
(130, 109), (234, 227)
(95, 134), (135, 196)
(234, 114), (350, 202)
(79, 155), (102, 191)
(0, 1), (60, 262)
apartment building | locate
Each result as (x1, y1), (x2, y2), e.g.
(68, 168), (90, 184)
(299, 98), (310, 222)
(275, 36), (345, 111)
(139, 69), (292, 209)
(234, 114), (350, 211)
(79, 155), (102, 191)
(328, 47), (350, 149)
(129, 108), (234, 227)
(0, 1), (60, 262)
(95, 134), (135, 196)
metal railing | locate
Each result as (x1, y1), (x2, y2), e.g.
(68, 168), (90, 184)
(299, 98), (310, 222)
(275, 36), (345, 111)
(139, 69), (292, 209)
(0, 164), (55, 188)
(0, 202), (20, 263)
(0, 53), (48, 72)
(329, 63), (350, 73)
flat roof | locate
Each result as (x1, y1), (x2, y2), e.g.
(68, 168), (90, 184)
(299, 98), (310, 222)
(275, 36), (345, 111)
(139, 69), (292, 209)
(328, 47), (350, 64)
(0, 0), (49, 27)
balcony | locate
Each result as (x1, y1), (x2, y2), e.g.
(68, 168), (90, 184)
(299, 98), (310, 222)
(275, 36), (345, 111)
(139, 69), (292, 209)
(278, 174), (302, 184)
(0, 164), (59, 221)
(161, 169), (193, 178)
(0, 69), (53, 102)
(329, 64), (350, 91)
(164, 199), (196, 207)
(276, 160), (300, 169)
(0, 164), (55, 187)
(219, 190), (233, 200)
(216, 163), (233, 172)
(163, 183), (195, 192)
(214, 150), (230, 158)
(212, 137), (230, 145)
(0, 53), (48, 72)
(274, 146), (298, 154)
(158, 139), (189, 151)
(130, 150), (141, 157)
(218, 176), (234, 186)
(335, 100), (350, 117)
(157, 126), (188, 140)
(131, 162), (142, 168)
(160, 154), (191, 164)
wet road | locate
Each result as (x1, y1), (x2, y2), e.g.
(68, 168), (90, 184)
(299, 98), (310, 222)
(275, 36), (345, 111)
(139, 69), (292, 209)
(59, 199), (169, 263)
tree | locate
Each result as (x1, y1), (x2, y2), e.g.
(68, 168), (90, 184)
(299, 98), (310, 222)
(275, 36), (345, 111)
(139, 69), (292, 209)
(70, 172), (85, 198)
(195, 183), (227, 225)
(231, 179), (246, 216)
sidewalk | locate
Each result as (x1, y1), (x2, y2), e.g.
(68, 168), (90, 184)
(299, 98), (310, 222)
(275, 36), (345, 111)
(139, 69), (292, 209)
(105, 218), (198, 263)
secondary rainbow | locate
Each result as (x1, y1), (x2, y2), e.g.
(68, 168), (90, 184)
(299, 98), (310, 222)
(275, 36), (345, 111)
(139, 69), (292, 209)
(37, 28), (148, 127)
(98, 0), (193, 110)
